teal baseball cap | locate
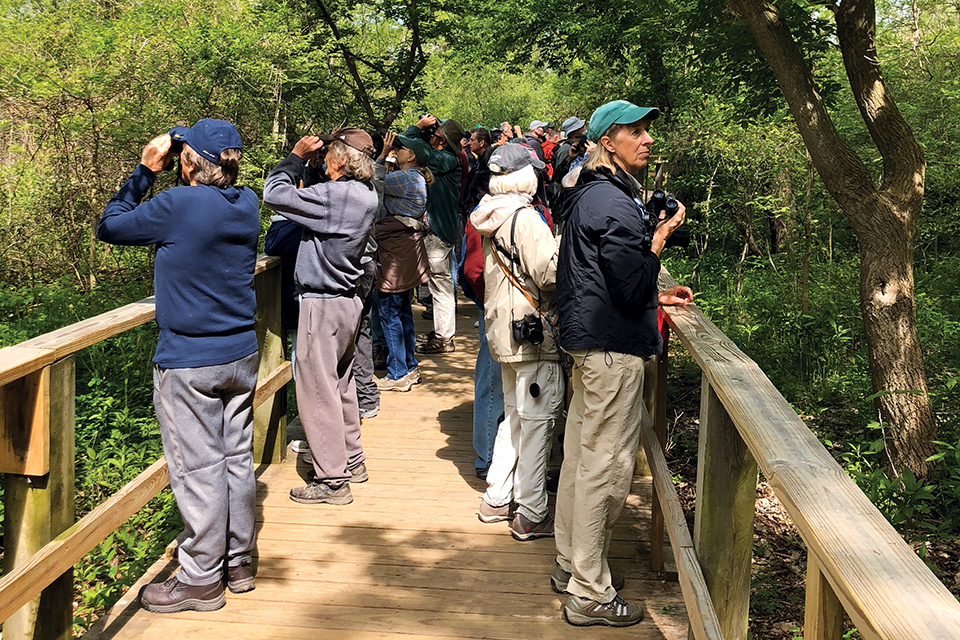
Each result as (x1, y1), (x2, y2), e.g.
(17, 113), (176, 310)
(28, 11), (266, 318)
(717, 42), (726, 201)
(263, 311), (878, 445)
(395, 135), (432, 167)
(586, 100), (660, 142)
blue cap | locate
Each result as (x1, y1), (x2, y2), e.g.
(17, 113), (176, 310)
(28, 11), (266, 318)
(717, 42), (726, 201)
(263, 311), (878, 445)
(169, 119), (243, 165)
(586, 101), (659, 142)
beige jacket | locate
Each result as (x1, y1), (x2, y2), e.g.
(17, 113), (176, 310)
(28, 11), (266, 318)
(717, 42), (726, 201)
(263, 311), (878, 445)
(470, 193), (560, 363)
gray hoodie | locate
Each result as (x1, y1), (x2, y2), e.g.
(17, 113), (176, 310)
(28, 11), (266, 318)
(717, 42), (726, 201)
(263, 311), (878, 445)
(264, 153), (378, 296)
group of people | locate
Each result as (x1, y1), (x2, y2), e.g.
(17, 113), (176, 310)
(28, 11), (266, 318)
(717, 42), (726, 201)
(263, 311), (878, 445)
(95, 98), (691, 628)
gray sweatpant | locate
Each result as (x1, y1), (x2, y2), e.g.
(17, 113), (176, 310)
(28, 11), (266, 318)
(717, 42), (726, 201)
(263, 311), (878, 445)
(153, 351), (259, 587)
(296, 296), (365, 488)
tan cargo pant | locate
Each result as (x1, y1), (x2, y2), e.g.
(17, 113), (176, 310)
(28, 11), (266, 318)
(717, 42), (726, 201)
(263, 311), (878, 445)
(554, 349), (648, 603)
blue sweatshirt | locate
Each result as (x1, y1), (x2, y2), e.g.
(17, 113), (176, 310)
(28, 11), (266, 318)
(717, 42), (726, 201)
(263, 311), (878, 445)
(97, 164), (260, 368)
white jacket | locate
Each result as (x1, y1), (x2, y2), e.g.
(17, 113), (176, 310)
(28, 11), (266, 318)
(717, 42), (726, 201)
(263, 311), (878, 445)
(470, 193), (560, 363)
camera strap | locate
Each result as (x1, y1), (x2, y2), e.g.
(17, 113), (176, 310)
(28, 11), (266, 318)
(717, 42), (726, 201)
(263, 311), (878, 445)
(487, 209), (558, 336)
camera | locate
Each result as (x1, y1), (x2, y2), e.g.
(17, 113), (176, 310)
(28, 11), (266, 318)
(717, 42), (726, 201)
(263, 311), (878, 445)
(511, 313), (544, 346)
(646, 189), (679, 219)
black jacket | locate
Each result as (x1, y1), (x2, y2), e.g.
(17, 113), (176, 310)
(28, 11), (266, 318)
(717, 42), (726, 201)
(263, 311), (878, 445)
(556, 167), (662, 357)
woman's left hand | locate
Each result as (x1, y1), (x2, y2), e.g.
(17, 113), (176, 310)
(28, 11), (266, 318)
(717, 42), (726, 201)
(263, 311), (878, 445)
(658, 285), (693, 307)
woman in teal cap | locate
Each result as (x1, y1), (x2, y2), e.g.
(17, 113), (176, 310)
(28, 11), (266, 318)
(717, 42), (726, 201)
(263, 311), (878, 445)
(552, 100), (693, 627)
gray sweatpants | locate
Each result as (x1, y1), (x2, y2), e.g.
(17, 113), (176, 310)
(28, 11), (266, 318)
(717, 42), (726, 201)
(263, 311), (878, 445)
(296, 296), (365, 488)
(153, 351), (259, 587)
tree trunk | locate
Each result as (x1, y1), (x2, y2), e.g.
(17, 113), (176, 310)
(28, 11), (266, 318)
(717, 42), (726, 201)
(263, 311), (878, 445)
(729, 0), (937, 476)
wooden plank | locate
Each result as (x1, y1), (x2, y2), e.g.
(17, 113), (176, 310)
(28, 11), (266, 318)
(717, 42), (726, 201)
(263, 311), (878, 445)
(252, 261), (286, 464)
(2, 358), (75, 640)
(0, 366), (50, 476)
(0, 457), (169, 625)
(693, 375), (757, 640)
(0, 255), (279, 387)
(804, 554), (843, 640)
(251, 361), (292, 411)
(0, 347), (56, 387)
(650, 346), (668, 574)
(656, 268), (960, 638)
(639, 409), (725, 640)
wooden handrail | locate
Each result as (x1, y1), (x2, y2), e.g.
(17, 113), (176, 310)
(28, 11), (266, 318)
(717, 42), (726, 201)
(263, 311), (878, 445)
(0, 255), (281, 387)
(654, 269), (960, 638)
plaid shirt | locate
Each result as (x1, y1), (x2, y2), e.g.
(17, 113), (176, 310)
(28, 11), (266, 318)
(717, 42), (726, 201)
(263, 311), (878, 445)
(383, 168), (427, 220)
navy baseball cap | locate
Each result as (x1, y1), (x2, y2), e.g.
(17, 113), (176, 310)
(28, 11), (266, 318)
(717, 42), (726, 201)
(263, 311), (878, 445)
(169, 119), (243, 165)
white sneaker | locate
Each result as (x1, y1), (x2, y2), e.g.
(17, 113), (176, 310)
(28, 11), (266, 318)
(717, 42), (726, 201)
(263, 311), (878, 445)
(291, 440), (310, 454)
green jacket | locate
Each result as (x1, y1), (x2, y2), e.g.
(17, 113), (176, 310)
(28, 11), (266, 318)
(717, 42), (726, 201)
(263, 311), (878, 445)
(404, 126), (461, 245)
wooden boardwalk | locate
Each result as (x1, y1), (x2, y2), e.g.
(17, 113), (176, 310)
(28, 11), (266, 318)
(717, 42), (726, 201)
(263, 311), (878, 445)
(85, 303), (688, 640)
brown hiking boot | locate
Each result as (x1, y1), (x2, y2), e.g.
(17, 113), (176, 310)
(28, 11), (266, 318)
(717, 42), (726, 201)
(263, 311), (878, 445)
(139, 576), (225, 613)
(509, 512), (554, 541)
(416, 335), (455, 354)
(226, 562), (255, 594)
(290, 481), (353, 505)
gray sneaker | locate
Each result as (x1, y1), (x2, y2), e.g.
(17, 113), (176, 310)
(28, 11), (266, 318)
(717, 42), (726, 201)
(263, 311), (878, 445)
(563, 595), (644, 627)
(551, 561), (624, 594)
(289, 482), (353, 505)
(509, 513), (554, 541)
(349, 462), (369, 483)
(359, 406), (379, 419)
(477, 499), (513, 523)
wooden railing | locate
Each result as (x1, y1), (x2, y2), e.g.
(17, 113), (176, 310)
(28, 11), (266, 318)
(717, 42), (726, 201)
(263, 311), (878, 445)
(642, 269), (960, 639)
(0, 255), (290, 640)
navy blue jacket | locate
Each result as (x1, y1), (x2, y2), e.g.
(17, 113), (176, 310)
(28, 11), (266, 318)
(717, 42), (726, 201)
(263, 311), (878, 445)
(556, 167), (662, 357)
(98, 165), (260, 368)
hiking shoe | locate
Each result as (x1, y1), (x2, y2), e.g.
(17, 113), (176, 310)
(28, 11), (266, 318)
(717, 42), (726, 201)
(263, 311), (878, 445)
(563, 595), (644, 627)
(226, 562), (255, 594)
(360, 406), (379, 419)
(510, 513), (554, 541)
(139, 576), (225, 613)
(551, 562), (624, 594)
(349, 462), (369, 483)
(377, 374), (413, 392)
(407, 367), (422, 385)
(416, 330), (437, 344)
(290, 482), (353, 505)
(477, 499), (513, 523)
(291, 440), (310, 454)
(417, 336), (455, 354)
(301, 450), (314, 465)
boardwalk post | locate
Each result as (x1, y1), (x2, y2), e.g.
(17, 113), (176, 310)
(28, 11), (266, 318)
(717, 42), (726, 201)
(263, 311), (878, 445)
(804, 554), (843, 640)
(693, 374), (757, 640)
(2, 357), (75, 640)
(648, 326), (669, 573)
(253, 260), (287, 464)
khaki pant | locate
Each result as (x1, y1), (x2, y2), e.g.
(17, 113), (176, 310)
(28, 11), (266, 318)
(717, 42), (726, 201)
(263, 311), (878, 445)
(424, 233), (456, 340)
(554, 349), (648, 603)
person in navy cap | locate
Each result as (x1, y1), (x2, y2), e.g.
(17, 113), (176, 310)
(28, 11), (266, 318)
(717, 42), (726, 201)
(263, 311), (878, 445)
(98, 119), (261, 612)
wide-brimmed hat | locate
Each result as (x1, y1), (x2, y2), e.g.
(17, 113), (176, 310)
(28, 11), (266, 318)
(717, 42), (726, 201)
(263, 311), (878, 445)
(587, 101), (659, 142)
(488, 142), (545, 174)
(169, 119), (242, 165)
(319, 127), (376, 157)
(395, 135), (432, 166)
(437, 120), (465, 154)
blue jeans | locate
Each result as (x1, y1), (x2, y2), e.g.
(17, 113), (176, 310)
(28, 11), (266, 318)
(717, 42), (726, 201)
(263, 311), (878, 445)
(378, 290), (418, 381)
(473, 310), (504, 472)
